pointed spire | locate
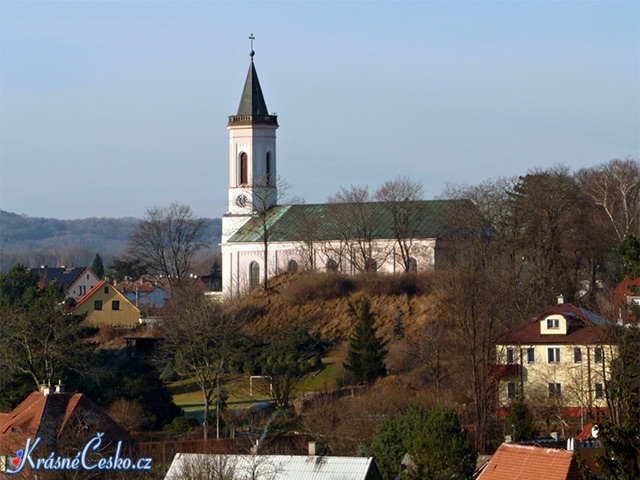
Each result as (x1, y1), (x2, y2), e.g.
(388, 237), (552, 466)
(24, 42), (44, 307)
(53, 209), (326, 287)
(229, 35), (278, 127)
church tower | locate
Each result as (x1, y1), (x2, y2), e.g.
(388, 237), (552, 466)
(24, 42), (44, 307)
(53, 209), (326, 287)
(222, 43), (278, 243)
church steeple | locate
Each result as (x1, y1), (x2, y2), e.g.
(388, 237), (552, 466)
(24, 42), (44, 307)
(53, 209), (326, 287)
(223, 37), (279, 242)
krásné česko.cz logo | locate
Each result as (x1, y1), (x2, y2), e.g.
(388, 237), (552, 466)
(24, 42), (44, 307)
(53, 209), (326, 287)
(6, 432), (152, 474)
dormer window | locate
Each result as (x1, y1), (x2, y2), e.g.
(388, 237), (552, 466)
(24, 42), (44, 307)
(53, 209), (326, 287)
(547, 318), (560, 329)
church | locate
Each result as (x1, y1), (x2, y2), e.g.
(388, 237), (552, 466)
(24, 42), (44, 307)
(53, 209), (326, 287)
(221, 48), (474, 298)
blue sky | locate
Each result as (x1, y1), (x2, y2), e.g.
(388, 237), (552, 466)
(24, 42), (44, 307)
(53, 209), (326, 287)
(1, 1), (638, 220)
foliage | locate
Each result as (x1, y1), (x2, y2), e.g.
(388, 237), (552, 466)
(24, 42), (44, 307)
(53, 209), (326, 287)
(407, 406), (477, 480)
(0, 264), (97, 407)
(254, 326), (327, 407)
(618, 234), (640, 280)
(79, 353), (181, 430)
(506, 395), (535, 441)
(282, 272), (354, 304)
(91, 253), (105, 278)
(108, 256), (147, 281)
(371, 404), (476, 480)
(344, 299), (387, 384)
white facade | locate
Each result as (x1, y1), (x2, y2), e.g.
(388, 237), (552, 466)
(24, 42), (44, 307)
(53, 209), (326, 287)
(67, 268), (101, 300)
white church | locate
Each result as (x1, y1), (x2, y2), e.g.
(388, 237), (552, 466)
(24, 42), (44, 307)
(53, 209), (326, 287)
(221, 48), (474, 298)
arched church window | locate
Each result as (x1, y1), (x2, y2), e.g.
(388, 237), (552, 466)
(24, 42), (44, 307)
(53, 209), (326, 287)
(326, 259), (338, 272)
(249, 261), (260, 290)
(288, 260), (298, 274)
(240, 152), (248, 186)
(266, 152), (273, 186)
(408, 257), (418, 272)
(366, 258), (377, 272)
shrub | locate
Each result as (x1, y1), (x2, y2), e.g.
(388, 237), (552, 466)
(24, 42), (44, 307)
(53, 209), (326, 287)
(283, 272), (354, 304)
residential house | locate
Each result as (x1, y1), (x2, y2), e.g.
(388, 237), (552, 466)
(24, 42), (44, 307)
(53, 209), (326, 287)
(476, 443), (584, 480)
(114, 278), (170, 309)
(72, 280), (141, 327)
(613, 275), (640, 324)
(30, 266), (100, 301)
(494, 301), (617, 419)
(0, 383), (134, 477)
(165, 453), (383, 480)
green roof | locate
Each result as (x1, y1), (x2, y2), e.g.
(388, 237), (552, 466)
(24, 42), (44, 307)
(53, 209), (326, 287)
(227, 199), (474, 243)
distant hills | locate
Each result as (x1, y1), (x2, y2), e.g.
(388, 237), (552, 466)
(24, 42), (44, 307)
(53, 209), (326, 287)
(0, 210), (222, 271)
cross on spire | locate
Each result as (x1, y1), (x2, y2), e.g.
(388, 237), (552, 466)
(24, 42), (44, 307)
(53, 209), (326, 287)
(249, 33), (255, 59)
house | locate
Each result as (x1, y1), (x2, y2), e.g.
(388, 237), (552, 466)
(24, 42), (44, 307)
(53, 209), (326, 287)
(165, 453), (383, 480)
(220, 48), (475, 297)
(114, 278), (170, 308)
(613, 275), (640, 324)
(0, 383), (134, 476)
(29, 266), (100, 301)
(476, 443), (584, 480)
(494, 301), (617, 418)
(72, 280), (141, 326)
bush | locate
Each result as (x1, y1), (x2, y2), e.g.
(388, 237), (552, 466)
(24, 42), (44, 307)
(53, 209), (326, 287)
(283, 272), (354, 304)
(354, 272), (433, 296)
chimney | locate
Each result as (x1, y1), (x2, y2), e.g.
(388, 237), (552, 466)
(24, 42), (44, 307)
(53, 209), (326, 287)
(308, 441), (322, 456)
(39, 380), (52, 396)
(55, 380), (65, 394)
(557, 295), (564, 304)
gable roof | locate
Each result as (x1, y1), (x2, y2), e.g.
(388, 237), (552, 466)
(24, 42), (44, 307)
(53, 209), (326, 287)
(227, 200), (474, 243)
(165, 454), (382, 480)
(0, 390), (133, 455)
(30, 267), (88, 290)
(73, 280), (141, 315)
(477, 443), (584, 480)
(496, 303), (616, 345)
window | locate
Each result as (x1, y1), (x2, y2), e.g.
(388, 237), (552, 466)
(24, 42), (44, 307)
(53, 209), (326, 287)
(547, 318), (560, 329)
(547, 347), (561, 364)
(104, 286), (109, 294)
(594, 346), (603, 364)
(112, 301), (120, 311)
(287, 260), (298, 274)
(86, 274), (90, 280)
(506, 347), (515, 365)
(266, 152), (273, 186)
(249, 262), (260, 290)
(595, 382), (604, 399)
(507, 381), (516, 399)
(408, 257), (418, 272)
(79, 285), (86, 296)
(94, 300), (102, 311)
(240, 152), (248, 185)
(326, 259), (338, 272)
(526, 347), (535, 364)
(574, 347), (582, 364)
(548, 382), (562, 398)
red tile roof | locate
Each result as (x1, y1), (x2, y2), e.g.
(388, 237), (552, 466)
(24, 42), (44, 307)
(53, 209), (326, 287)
(0, 390), (133, 456)
(73, 280), (106, 308)
(477, 443), (584, 480)
(496, 303), (616, 345)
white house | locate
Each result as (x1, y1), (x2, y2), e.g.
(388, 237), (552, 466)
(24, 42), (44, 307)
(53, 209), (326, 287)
(220, 49), (475, 298)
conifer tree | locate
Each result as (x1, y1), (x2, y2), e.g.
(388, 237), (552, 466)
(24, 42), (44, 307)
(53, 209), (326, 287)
(92, 253), (105, 279)
(344, 299), (387, 384)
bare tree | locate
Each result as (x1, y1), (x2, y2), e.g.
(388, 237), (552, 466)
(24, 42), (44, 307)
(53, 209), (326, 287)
(577, 158), (640, 243)
(375, 176), (424, 272)
(238, 175), (288, 289)
(160, 289), (246, 440)
(128, 202), (209, 291)
(327, 185), (390, 272)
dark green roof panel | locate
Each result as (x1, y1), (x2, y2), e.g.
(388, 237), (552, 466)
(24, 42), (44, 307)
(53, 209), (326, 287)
(237, 61), (269, 117)
(227, 200), (474, 243)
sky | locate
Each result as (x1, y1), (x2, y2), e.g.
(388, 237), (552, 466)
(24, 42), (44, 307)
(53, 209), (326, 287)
(1, 1), (638, 220)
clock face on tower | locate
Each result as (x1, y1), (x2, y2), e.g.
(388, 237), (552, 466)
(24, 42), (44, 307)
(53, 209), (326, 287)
(235, 194), (248, 208)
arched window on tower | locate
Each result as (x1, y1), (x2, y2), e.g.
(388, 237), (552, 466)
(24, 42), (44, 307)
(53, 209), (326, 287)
(326, 259), (338, 272)
(266, 152), (272, 186)
(249, 261), (260, 290)
(240, 152), (248, 186)
(287, 260), (298, 274)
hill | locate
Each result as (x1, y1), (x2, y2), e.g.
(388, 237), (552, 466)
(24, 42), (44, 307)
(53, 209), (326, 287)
(0, 210), (221, 270)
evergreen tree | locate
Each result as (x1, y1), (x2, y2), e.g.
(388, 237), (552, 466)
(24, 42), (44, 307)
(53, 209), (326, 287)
(391, 310), (404, 339)
(92, 253), (105, 279)
(506, 395), (535, 441)
(344, 299), (387, 384)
